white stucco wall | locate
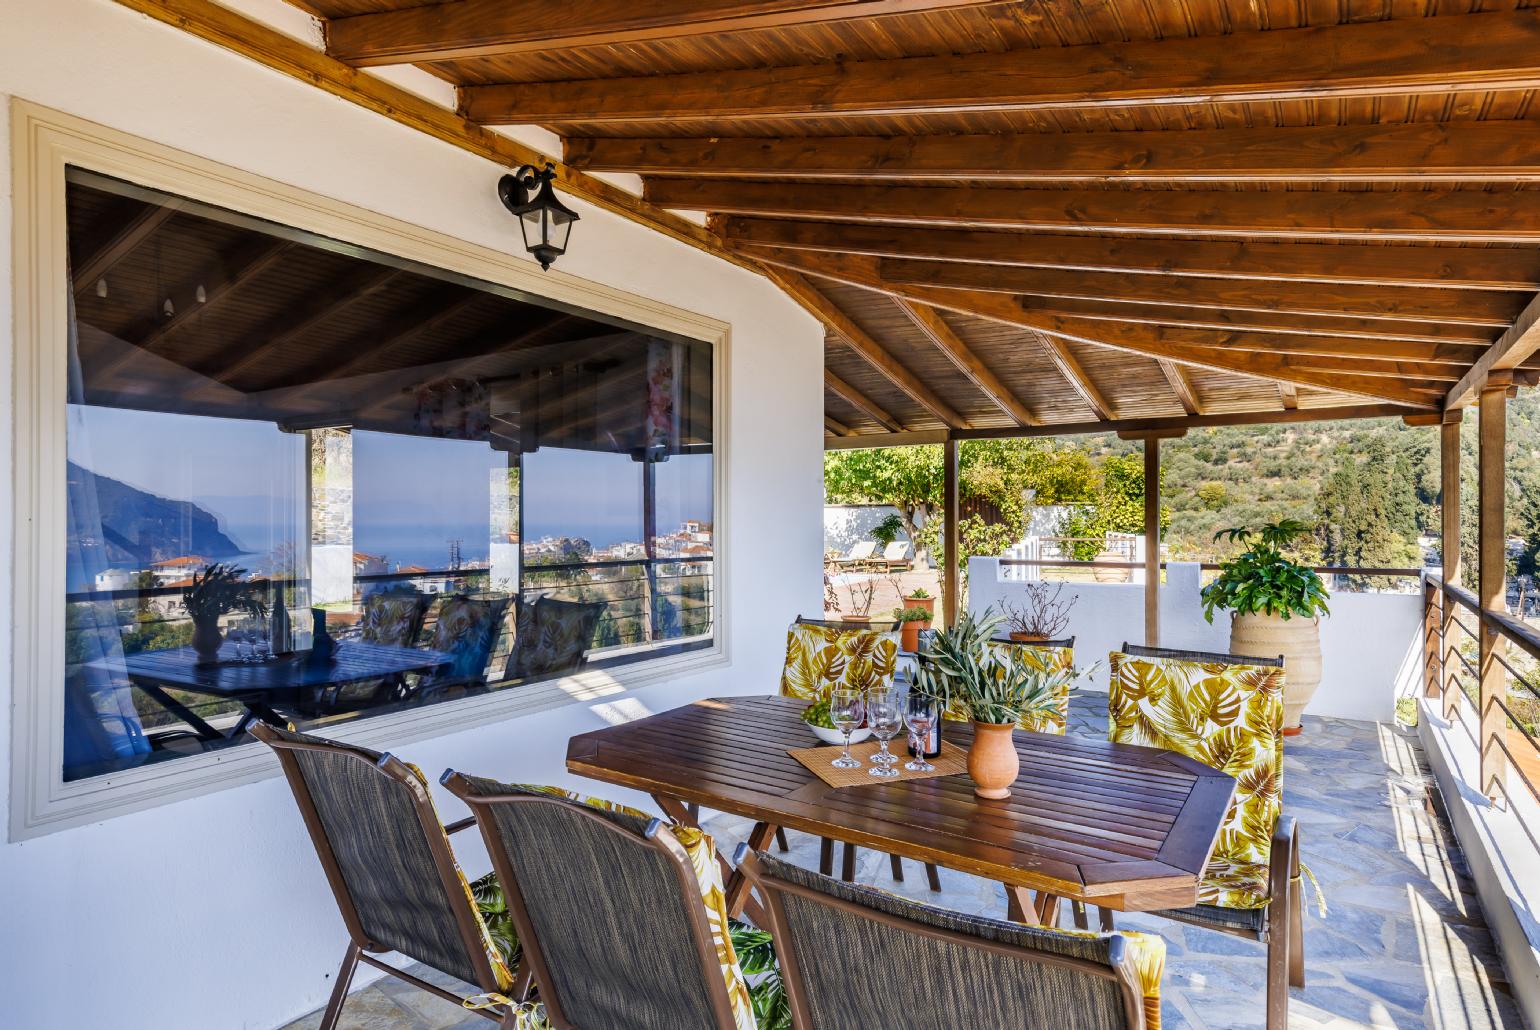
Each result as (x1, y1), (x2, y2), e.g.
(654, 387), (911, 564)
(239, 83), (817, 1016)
(968, 558), (1421, 723)
(0, 3), (824, 1028)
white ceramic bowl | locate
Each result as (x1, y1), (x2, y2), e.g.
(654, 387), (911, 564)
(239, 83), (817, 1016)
(806, 723), (871, 746)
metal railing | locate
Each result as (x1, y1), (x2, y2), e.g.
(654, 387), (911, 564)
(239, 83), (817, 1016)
(1425, 575), (1540, 805)
(521, 556), (714, 649)
(1000, 556), (1425, 591)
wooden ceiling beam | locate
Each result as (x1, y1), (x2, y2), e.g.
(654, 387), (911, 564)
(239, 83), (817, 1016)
(894, 299), (1036, 426)
(466, 10), (1540, 125)
(718, 218), (1540, 291)
(327, 0), (1004, 67)
(1447, 291), (1540, 409)
(112, 0), (753, 272)
(1038, 336), (1114, 421)
(825, 369), (903, 433)
(569, 122), (1540, 184)
(314, 291), (487, 383)
(1157, 361), (1202, 416)
(650, 178), (1540, 243)
(746, 248), (1490, 359)
(825, 414), (853, 437)
(766, 268), (967, 428)
(943, 403), (1425, 442)
(876, 257), (1519, 327)
(73, 205), (179, 294)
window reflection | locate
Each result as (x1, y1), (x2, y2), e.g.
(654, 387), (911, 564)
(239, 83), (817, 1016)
(61, 169), (714, 781)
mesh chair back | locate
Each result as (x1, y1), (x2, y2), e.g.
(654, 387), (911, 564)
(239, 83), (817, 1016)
(444, 776), (735, 1030)
(746, 851), (1148, 1029)
(253, 725), (496, 989)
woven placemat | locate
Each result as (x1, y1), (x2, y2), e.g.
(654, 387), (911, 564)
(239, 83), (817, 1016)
(788, 738), (968, 789)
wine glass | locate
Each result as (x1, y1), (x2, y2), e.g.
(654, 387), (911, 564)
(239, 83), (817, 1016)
(253, 627), (272, 662)
(830, 689), (865, 770)
(904, 693), (938, 773)
(867, 691), (903, 778)
(231, 623), (252, 662)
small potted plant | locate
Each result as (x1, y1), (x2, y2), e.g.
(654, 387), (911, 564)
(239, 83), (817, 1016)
(1201, 519), (1330, 735)
(891, 605), (933, 653)
(839, 578), (876, 625)
(903, 585), (935, 620)
(182, 562), (268, 664)
(999, 581), (1075, 642)
(913, 608), (1075, 799)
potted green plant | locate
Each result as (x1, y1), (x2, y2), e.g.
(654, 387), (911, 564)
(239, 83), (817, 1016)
(1200, 519), (1330, 735)
(903, 585), (935, 620)
(999, 581), (1075, 642)
(913, 608), (1075, 799)
(182, 562), (267, 664)
(891, 605), (933, 653)
(871, 512), (905, 551)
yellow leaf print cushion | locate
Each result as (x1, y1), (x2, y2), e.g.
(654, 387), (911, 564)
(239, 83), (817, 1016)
(1107, 650), (1285, 910)
(941, 641), (1074, 735)
(778, 620), (897, 700)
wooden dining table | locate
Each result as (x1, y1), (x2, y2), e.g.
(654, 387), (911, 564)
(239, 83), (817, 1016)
(566, 694), (1237, 928)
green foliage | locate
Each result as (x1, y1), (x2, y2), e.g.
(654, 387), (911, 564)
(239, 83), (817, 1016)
(891, 606), (933, 623)
(870, 513), (905, 548)
(181, 563), (266, 624)
(1201, 520), (1331, 623)
(912, 608), (1075, 725)
(1315, 437), (1422, 581)
(730, 921), (792, 1030)
(1197, 481), (1230, 511)
(1059, 453), (1169, 559)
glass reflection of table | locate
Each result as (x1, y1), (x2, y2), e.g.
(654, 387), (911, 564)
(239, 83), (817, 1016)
(115, 642), (452, 741)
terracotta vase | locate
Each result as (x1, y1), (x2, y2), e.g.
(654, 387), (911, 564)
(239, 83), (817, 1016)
(1229, 611), (1323, 736)
(840, 614), (872, 625)
(1093, 548), (1130, 583)
(968, 721), (1020, 800)
(1008, 631), (1049, 643)
(192, 619), (223, 665)
(900, 619), (930, 653)
(905, 596), (936, 619)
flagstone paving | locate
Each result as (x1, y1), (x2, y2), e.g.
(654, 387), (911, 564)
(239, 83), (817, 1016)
(282, 693), (1522, 1030)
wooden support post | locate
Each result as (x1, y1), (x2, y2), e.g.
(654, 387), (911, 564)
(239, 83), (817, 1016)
(1441, 414), (1464, 722)
(1144, 437), (1161, 647)
(1478, 379), (1510, 800)
(1424, 580), (1442, 700)
(942, 436), (960, 628)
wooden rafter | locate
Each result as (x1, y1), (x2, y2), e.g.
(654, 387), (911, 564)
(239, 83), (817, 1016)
(112, 0), (752, 271)
(766, 268), (966, 428)
(894, 299), (1036, 426)
(310, 291), (486, 383)
(1278, 383), (1300, 410)
(718, 218), (1540, 291)
(73, 205), (179, 294)
(328, 1), (1003, 66)
(876, 258), (1520, 327)
(568, 122), (1540, 184)
(649, 178), (1540, 243)
(464, 10), (1540, 125)
(1158, 361), (1202, 416)
(825, 369), (902, 433)
(1447, 291), (1540, 409)
(825, 414), (852, 437)
(1038, 335), (1113, 421)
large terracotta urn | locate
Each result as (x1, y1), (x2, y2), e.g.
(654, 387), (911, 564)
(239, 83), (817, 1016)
(968, 721), (1020, 799)
(1229, 612), (1322, 735)
(1093, 548), (1130, 583)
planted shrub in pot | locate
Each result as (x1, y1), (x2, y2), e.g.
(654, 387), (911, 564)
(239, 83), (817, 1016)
(1201, 519), (1330, 735)
(903, 586), (935, 620)
(182, 562), (268, 664)
(891, 605), (933, 653)
(914, 609), (1072, 799)
(1000, 581), (1075, 642)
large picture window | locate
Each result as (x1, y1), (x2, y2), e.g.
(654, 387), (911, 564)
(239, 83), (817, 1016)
(59, 168), (716, 784)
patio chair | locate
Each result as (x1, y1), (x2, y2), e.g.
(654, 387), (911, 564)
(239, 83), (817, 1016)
(878, 540), (912, 572)
(440, 774), (758, 1030)
(830, 541), (877, 570)
(315, 590), (431, 710)
(738, 847), (1167, 1029)
(1106, 643), (1303, 1030)
(250, 724), (528, 1029)
(776, 616), (902, 879)
(411, 593), (512, 705)
(505, 595), (603, 682)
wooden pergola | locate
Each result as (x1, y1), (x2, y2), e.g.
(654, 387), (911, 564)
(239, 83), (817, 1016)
(124, 0), (1540, 793)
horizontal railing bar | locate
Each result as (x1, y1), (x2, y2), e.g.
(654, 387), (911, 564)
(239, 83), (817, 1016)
(1452, 618), (1480, 641)
(1489, 734), (1540, 808)
(1493, 653), (1540, 703)
(1492, 694), (1540, 755)
(999, 558), (1423, 576)
(1481, 605), (1540, 663)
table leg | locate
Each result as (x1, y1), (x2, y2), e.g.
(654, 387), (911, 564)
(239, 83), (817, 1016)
(1003, 884), (1039, 925)
(134, 682), (226, 742)
(1033, 892), (1062, 926)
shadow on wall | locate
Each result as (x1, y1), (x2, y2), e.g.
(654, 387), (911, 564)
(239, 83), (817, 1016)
(967, 558), (1421, 723)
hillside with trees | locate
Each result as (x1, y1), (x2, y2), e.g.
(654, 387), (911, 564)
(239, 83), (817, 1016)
(825, 391), (1540, 579)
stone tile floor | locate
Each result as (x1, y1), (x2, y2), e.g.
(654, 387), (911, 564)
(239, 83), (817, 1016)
(283, 693), (1523, 1030)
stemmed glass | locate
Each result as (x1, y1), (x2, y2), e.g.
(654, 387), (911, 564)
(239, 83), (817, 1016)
(830, 689), (865, 770)
(867, 691), (903, 778)
(903, 693), (938, 773)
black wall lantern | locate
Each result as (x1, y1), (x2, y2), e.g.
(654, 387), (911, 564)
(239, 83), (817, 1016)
(498, 163), (579, 270)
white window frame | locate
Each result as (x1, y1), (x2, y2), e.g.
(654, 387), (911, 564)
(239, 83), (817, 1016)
(9, 100), (731, 840)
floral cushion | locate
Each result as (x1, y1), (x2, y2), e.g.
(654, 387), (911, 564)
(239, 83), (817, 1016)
(941, 641), (1074, 735)
(778, 621), (897, 700)
(1107, 651), (1285, 910)
(507, 597), (602, 681)
(426, 595), (510, 685)
(359, 592), (427, 647)
(511, 786), (757, 1030)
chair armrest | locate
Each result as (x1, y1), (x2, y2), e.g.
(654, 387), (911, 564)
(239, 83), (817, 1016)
(443, 816), (477, 835)
(1269, 815), (1299, 888)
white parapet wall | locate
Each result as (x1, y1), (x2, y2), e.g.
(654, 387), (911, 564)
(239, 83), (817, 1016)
(968, 558), (1423, 724)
